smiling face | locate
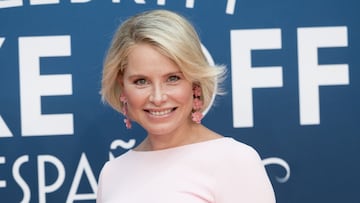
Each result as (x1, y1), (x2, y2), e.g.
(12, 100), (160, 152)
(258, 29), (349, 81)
(121, 43), (194, 137)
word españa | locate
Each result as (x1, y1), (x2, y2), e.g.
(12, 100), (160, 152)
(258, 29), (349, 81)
(0, 153), (97, 203)
(0, 0), (238, 15)
(0, 139), (136, 202)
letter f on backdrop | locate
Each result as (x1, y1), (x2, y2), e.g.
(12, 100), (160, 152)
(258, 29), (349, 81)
(297, 27), (349, 125)
(230, 29), (283, 128)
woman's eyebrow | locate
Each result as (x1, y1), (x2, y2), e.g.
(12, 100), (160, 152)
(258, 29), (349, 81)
(164, 71), (183, 76)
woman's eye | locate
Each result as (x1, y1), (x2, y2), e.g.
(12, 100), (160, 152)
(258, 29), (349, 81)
(134, 78), (148, 85)
(168, 75), (180, 82)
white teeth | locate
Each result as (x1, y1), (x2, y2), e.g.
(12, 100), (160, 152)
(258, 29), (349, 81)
(149, 109), (172, 116)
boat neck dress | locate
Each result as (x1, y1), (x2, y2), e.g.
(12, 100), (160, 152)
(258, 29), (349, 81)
(96, 137), (276, 203)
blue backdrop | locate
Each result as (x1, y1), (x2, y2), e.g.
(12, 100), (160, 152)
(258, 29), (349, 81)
(0, 0), (359, 202)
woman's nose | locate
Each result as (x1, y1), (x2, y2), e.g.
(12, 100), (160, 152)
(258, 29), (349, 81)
(149, 84), (167, 106)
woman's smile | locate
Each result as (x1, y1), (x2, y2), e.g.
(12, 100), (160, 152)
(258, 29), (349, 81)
(145, 107), (177, 117)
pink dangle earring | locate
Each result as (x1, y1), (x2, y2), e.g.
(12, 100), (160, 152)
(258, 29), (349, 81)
(192, 85), (204, 124)
(120, 95), (132, 129)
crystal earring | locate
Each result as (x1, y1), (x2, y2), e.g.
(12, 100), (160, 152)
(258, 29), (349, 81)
(192, 85), (203, 124)
(120, 95), (132, 129)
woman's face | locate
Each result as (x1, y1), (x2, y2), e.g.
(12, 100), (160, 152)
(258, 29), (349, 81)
(121, 43), (194, 136)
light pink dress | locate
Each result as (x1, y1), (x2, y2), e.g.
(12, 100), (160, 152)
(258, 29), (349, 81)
(97, 137), (276, 203)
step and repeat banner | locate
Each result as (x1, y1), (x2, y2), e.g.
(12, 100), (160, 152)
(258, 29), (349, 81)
(0, 0), (359, 202)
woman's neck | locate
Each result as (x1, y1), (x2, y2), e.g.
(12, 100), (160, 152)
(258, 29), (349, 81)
(135, 124), (222, 151)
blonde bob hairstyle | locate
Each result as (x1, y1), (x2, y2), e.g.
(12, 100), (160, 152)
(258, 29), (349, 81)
(101, 9), (226, 114)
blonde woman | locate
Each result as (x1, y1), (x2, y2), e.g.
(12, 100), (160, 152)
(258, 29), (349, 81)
(97, 9), (275, 203)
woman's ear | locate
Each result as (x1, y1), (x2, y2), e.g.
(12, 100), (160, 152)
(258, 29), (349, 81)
(117, 74), (124, 88)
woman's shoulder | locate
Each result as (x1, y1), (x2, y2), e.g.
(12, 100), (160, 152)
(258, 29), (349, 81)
(211, 136), (258, 152)
(210, 137), (262, 163)
(100, 149), (135, 172)
(197, 127), (259, 158)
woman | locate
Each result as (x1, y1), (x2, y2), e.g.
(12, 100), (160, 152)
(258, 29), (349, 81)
(97, 9), (276, 203)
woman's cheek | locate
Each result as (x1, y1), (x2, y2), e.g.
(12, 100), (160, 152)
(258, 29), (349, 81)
(126, 89), (149, 109)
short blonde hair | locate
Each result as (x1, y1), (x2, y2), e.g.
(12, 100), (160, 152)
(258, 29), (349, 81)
(101, 9), (226, 113)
